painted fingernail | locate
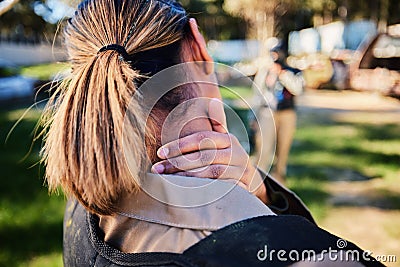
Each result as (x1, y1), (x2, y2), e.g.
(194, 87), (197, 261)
(152, 164), (165, 174)
(158, 147), (169, 158)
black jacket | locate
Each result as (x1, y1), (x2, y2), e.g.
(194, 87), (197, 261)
(63, 174), (384, 267)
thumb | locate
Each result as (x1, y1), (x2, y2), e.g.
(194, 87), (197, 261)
(208, 98), (228, 133)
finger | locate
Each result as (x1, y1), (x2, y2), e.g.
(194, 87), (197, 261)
(157, 131), (237, 159)
(175, 164), (247, 187)
(153, 148), (248, 174)
(208, 98), (227, 134)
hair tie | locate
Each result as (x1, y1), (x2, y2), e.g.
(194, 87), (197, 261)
(98, 44), (130, 61)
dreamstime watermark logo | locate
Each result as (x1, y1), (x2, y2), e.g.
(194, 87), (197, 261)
(257, 238), (397, 264)
(122, 61), (276, 207)
(336, 238), (347, 249)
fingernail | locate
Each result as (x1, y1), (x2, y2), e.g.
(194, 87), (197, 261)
(152, 164), (165, 174)
(158, 147), (169, 158)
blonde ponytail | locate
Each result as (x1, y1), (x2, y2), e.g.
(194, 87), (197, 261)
(41, 0), (188, 214)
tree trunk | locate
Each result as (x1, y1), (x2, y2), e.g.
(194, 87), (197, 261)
(252, 12), (275, 109)
(378, 0), (389, 33)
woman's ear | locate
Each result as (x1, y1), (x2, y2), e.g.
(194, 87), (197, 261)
(188, 18), (214, 74)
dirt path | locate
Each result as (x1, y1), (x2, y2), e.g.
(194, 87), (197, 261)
(297, 90), (400, 266)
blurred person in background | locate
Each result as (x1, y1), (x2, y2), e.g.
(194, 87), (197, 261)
(254, 45), (304, 184)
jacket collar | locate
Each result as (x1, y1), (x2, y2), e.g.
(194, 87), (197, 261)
(117, 173), (275, 231)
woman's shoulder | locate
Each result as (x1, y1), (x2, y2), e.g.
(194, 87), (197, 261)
(63, 199), (381, 267)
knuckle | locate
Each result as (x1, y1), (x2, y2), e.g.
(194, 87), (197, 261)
(221, 149), (233, 162)
(210, 165), (224, 178)
(177, 139), (188, 153)
(191, 151), (202, 161)
(200, 151), (213, 166)
(200, 137), (214, 149)
(195, 132), (210, 142)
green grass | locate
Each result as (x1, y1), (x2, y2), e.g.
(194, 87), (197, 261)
(290, 122), (400, 180)
(286, 111), (400, 222)
(20, 62), (70, 80)
(220, 86), (253, 100)
(0, 108), (64, 267)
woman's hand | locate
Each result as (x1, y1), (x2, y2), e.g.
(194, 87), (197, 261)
(152, 131), (268, 203)
(151, 98), (268, 204)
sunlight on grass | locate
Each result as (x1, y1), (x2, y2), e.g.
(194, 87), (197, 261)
(289, 107), (400, 224)
(220, 86), (253, 100)
(359, 139), (400, 156)
(5, 108), (41, 122)
(0, 107), (65, 267)
(18, 252), (62, 267)
(291, 122), (400, 180)
(288, 104), (400, 263)
(20, 62), (71, 80)
(384, 221), (400, 239)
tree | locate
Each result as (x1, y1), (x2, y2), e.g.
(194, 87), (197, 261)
(0, 0), (51, 43)
(223, 0), (306, 94)
(223, 0), (310, 54)
(180, 0), (247, 40)
(0, 0), (19, 16)
(224, 0), (277, 44)
(0, 0), (76, 44)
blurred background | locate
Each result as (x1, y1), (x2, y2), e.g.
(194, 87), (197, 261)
(0, 0), (399, 266)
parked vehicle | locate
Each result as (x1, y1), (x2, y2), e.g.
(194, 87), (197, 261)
(349, 33), (400, 97)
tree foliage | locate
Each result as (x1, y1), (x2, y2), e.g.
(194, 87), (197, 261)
(224, 0), (278, 41)
(0, 0), (53, 41)
(0, 0), (75, 43)
(223, 0), (310, 45)
(220, 0), (400, 58)
(1, 0), (400, 44)
(180, 0), (247, 40)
